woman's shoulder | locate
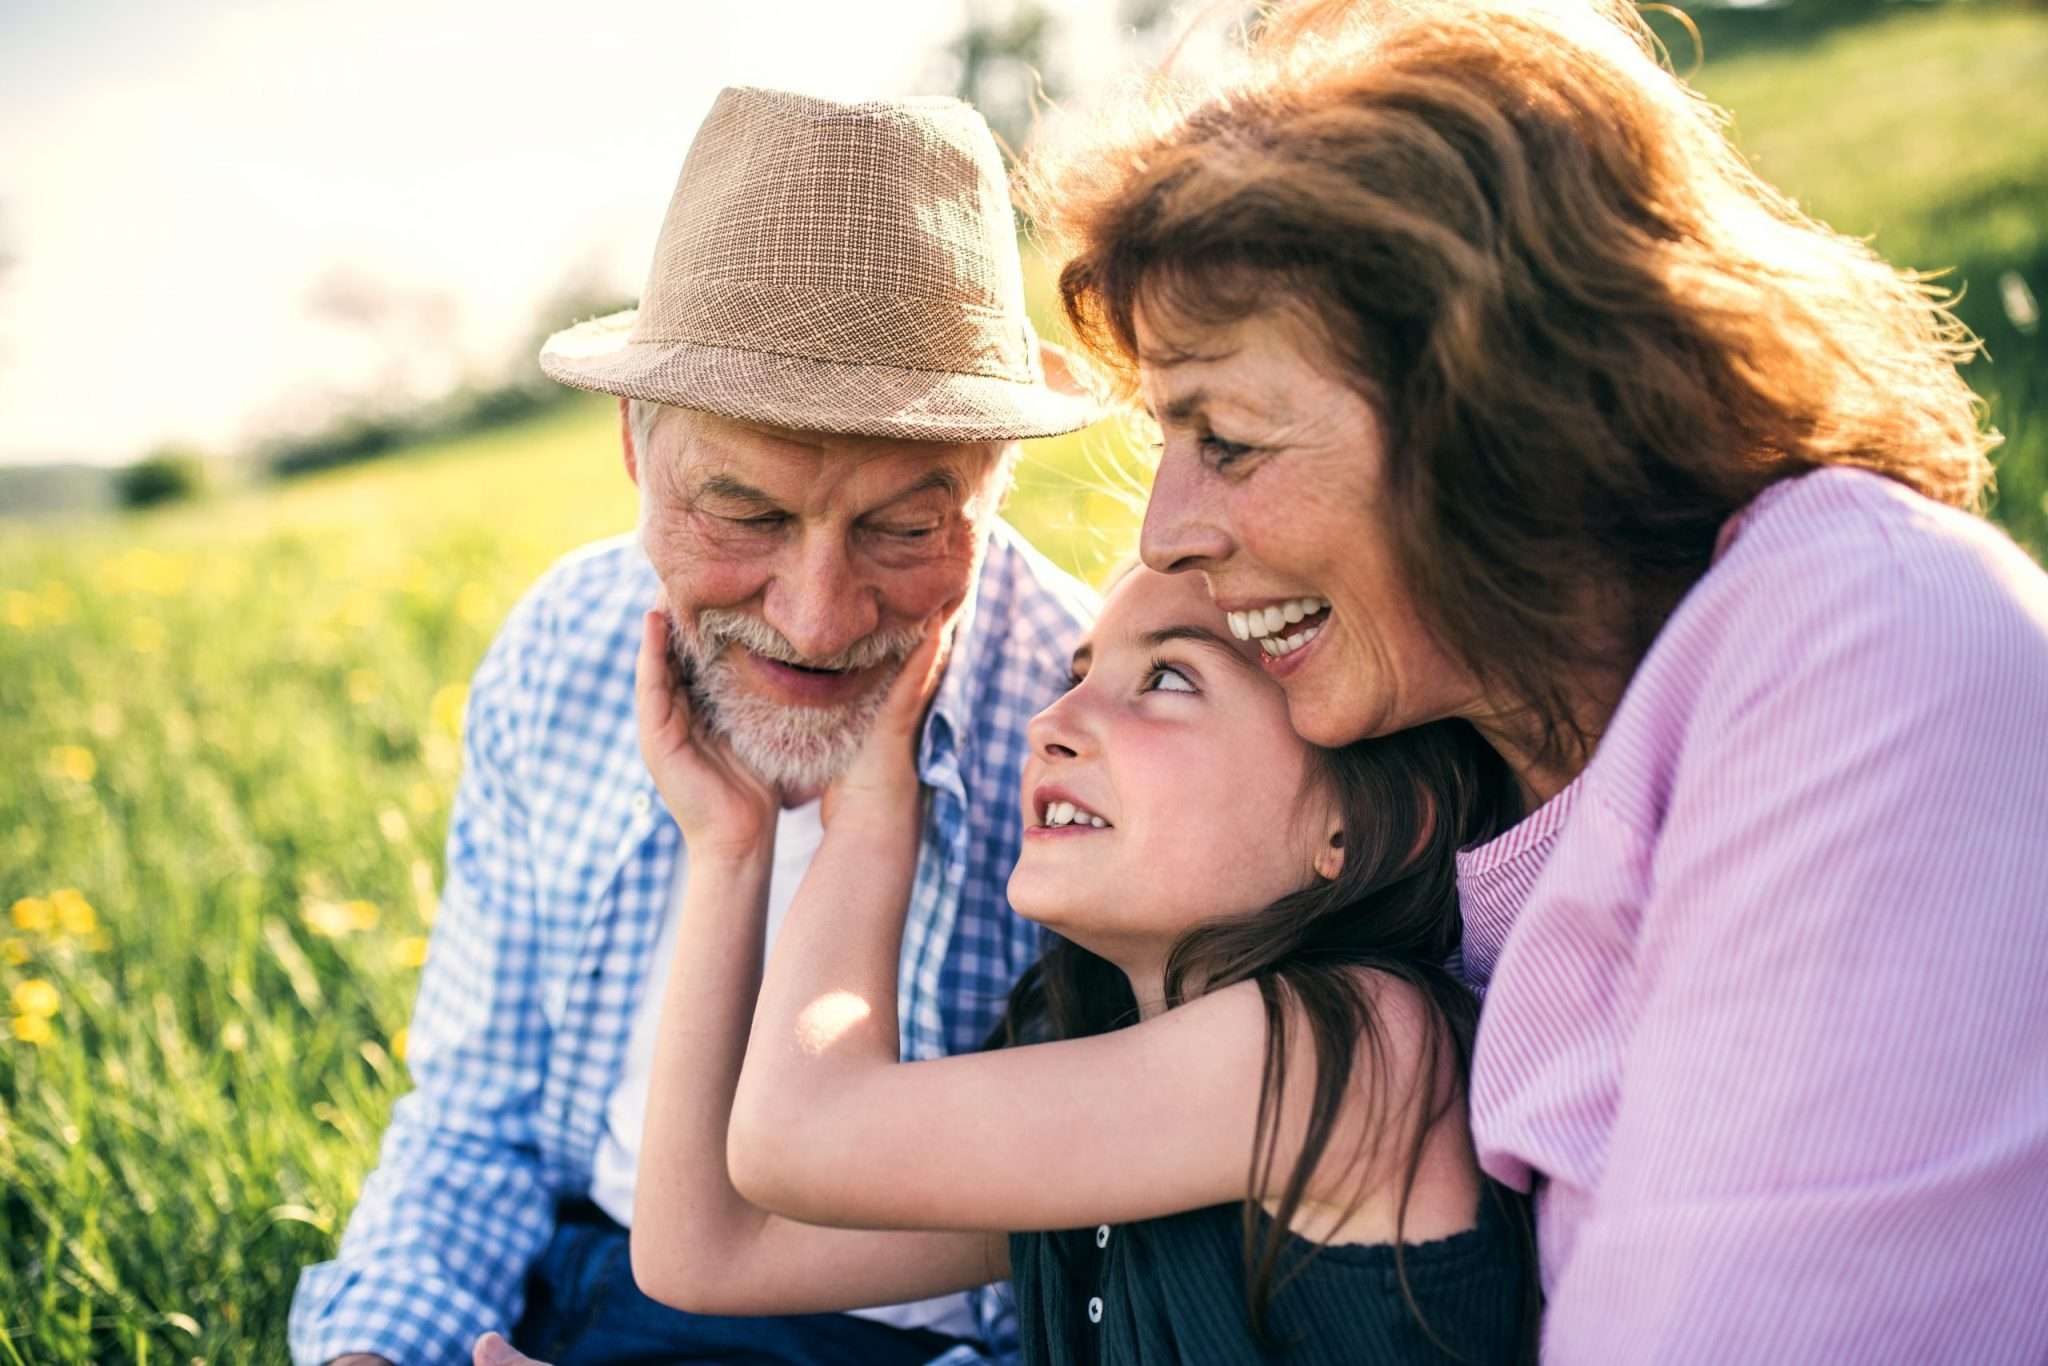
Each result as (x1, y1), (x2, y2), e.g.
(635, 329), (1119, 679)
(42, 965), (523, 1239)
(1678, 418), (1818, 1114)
(1621, 468), (2048, 739)
(1587, 465), (2048, 833)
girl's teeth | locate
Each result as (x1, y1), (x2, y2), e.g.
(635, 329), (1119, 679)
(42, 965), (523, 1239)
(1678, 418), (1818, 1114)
(1043, 800), (1111, 828)
(1283, 600), (1304, 624)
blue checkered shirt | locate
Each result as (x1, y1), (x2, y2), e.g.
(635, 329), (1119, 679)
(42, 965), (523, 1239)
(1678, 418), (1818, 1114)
(289, 521), (1094, 1366)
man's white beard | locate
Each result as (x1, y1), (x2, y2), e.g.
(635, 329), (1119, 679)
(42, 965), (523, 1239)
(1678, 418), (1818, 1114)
(665, 606), (926, 794)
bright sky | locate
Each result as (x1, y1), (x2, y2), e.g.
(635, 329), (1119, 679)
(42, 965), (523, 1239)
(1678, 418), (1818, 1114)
(0, 0), (1124, 466)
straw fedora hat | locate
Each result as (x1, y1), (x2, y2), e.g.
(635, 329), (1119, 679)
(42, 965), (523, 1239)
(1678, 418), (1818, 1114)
(541, 86), (1100, 442)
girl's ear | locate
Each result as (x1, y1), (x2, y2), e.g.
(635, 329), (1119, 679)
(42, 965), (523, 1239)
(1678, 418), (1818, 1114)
(1313, 828), (1345, 881)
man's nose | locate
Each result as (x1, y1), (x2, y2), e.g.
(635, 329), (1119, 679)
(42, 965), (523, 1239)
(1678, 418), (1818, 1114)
(1138, 449), (1232, 574)
(761, 532), (879, 661)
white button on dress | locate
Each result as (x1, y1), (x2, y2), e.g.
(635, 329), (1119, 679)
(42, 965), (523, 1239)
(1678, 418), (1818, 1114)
(1087, 1295), (1104, 1324)
(1096, 1224), (1110, 1248)
(632, 792), (653, 816)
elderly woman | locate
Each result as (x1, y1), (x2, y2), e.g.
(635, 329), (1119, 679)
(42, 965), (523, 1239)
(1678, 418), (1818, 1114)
(1033, 0), (2048, 1360)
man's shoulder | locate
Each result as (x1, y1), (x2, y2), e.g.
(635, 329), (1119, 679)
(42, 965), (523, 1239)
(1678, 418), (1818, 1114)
(471, 532), (652, 722)
(971, 520), (1097, 674)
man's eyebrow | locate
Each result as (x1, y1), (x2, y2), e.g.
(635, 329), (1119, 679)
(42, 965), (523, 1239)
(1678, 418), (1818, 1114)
(1140, 624), (1257, 670)
(878, 467), (964, 508)
(694, 468), (964, 510)
(696, 473), (778, 504)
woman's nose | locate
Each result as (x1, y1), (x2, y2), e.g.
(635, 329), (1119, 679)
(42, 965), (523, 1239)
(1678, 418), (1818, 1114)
(1139, 449), (1232, 574)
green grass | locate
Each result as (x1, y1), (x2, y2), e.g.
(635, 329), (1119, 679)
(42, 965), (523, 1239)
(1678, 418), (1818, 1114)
(3, 7), (2044, 1360)
(1676, 3), (2048, 556)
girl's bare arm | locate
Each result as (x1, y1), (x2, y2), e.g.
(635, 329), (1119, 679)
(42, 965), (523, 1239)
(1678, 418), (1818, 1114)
(628, 608), (1004, 1316)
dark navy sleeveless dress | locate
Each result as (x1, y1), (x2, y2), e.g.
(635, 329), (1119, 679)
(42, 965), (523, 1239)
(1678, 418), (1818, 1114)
(1008, 1186), (1528, 1364)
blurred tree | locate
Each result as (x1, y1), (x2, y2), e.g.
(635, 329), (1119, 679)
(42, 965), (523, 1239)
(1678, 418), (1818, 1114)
(930, 0), (1187, 157)
(117, 447), (208, 509)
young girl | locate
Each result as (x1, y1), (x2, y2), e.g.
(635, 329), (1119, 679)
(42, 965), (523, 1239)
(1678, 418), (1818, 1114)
(623, 565), (1531, 1363)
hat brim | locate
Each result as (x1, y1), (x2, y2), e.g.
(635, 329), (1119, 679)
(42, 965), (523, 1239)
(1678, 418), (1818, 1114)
(540, 309), (1101, 442)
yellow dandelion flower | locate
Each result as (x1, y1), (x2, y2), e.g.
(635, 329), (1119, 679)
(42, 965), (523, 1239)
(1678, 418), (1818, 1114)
(131, 617), (165, 655)
(347, 670), (383, 705)
(336, 589), (376, 630)
(50, 889), (96, 937)
(2, 938), (29, 966)
(393, 935), (430, 969)
(392, 1027), (410, 1062)
(430, 683), (469, 738)
(456, 582), (494, 626)
(89, 702), (123, 739)
(49, 745), (96, 783)
(12, 1013), (53, 1046)
(3, 590), (35, 629)
(377, 806), (409, 843)
(13, 979), (60, 1017)
(38, 581), (78, 623)
(221, 1020), (248, 1053)
(343, 900), (381, 932)
(406, 780), (440, 817)
(11, 897), (55, 933)
(302, 899), (355, 938)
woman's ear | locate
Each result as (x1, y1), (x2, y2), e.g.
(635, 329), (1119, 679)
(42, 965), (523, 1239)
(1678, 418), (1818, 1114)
(1313, 828), (1345, 881)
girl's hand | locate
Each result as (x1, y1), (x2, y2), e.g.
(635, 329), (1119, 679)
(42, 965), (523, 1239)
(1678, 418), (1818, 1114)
(636, 602), (778, 864)
(821, 608), (955, 830)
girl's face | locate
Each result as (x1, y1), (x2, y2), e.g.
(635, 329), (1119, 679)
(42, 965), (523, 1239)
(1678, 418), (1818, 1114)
(1007, 567), (1339, 963)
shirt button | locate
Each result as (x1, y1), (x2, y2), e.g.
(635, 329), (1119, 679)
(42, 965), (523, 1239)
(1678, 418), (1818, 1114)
(1095, 1224), (1110, 1248)
(1087, 1296), (1103, 1324)
(632, 793), (653, 816)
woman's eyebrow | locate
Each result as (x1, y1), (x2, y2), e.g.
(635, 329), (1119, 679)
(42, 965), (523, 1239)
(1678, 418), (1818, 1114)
(1139, 624), (1258, 671)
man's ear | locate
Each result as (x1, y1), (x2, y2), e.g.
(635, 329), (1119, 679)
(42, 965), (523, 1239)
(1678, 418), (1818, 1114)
(1313, 828), (1345, 881)
(618, 397), (639, 488)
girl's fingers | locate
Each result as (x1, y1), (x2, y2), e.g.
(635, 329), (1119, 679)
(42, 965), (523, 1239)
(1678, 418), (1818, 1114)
(879, 610), (954, 733)
(636, 608), (690, 755)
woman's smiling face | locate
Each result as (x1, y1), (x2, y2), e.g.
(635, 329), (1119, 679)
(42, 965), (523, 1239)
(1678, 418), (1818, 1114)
(1132, 307), (1485, 749)
(1006, 567), (1338, 963)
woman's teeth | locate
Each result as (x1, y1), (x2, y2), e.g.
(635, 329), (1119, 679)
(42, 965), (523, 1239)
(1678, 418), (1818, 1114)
(1042, 800), (1109, 829)
(1226, 599), (1330, 657)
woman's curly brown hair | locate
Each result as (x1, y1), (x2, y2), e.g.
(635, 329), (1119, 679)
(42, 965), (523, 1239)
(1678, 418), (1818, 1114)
(1027, 0), (1998, 769)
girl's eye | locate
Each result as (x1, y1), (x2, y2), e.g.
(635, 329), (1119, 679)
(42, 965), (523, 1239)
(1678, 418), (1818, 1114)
(1141, 662), (1197, 694)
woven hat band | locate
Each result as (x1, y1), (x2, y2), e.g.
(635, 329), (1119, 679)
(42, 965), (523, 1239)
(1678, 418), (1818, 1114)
(633, 278), (1036, 382)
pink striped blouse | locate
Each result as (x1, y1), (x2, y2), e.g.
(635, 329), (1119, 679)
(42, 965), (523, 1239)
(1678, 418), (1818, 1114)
(1458, 467), (2048, 1364)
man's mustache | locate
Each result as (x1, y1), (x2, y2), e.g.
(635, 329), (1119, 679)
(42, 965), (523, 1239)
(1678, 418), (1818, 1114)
(676, 607), (926, 675)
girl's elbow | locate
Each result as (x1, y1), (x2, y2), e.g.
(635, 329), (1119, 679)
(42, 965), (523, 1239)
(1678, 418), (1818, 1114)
(726, 1127), (804, 1213)
(728, 1092), (802, 1205)
(630, 1230), (738, 1315)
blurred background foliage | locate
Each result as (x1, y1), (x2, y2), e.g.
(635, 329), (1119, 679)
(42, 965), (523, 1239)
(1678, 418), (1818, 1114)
(2, 1), (2043, 1359)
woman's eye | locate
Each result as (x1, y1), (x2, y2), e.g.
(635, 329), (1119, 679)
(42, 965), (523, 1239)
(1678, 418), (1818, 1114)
(1142, 663), (1197, 694)
(1199, 433), (1253, 469)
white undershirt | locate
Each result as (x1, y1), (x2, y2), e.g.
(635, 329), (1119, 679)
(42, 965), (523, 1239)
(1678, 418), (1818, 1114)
(589, 800), (980, 1340)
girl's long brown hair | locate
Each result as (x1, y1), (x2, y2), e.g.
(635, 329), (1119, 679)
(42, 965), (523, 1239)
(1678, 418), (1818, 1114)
(992, 719), (1537, 1354)
(1027, 0), (1997, 772)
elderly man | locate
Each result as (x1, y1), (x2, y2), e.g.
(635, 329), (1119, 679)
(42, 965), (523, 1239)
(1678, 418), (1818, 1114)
(289, 87), (1098, 1366)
